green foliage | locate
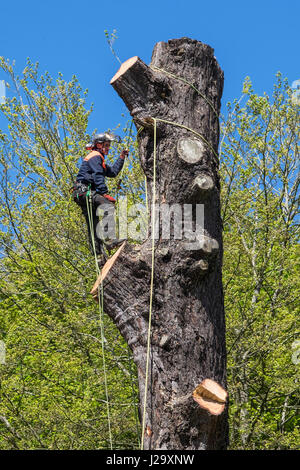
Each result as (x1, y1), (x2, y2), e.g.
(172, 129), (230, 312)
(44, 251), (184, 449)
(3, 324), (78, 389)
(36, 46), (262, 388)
(0, 57), (298, 450)
(221, 72), (299, 449)
(0, 58), (141, 449)
(104, 29), (122, 65)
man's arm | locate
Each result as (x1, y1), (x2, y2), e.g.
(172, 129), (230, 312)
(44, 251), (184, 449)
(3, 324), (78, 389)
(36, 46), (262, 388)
(106, 150), (128, 178)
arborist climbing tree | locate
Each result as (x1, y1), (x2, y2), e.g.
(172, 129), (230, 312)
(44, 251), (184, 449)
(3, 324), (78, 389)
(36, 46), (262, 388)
(72, 132), (128, 267)
(76, 37), (228, 451)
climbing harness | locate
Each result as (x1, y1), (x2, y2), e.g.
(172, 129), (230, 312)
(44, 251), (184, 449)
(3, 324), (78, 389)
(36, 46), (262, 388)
(71, 181), (89, 202)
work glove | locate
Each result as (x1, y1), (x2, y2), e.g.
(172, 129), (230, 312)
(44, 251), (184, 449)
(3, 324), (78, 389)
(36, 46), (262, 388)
(120, 149), (129, 159)
(103, 194), (116, 203)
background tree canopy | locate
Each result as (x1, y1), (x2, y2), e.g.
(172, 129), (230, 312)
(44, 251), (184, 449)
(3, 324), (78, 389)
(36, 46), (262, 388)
(0, 59), (299, 450)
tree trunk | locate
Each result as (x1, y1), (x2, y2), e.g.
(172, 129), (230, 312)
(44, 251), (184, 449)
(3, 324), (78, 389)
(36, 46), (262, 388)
(103, 37), (227, 450)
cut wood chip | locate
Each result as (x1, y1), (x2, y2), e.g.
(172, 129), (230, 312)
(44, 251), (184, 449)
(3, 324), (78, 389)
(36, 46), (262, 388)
(193, 378), (228, 416)
(90, 241), (127, 300)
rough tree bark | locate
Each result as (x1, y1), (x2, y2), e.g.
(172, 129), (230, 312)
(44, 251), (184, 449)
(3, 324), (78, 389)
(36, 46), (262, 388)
(100, 38), (227, 450)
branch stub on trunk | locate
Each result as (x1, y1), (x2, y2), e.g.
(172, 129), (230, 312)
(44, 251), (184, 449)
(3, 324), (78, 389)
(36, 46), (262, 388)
(177, 138), (204, 164)
(193, 379), (228, 416)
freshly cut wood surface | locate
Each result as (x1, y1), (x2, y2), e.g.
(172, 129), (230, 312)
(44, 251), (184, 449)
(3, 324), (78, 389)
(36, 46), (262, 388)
(193, 378), (228, 416)
(90, 241), (127, 298)
(110, 56), (138, 83)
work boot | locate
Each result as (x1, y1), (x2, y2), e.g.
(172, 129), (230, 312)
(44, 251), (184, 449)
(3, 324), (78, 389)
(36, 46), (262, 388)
(104, 238), (127, 254)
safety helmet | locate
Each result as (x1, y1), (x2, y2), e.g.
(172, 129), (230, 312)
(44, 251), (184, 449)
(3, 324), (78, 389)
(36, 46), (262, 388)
(93, 132), (121, 145)
(85, 132), (121, 150)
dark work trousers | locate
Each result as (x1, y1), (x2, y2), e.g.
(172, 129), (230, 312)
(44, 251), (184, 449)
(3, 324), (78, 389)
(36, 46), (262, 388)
(77, 192), (116, 257)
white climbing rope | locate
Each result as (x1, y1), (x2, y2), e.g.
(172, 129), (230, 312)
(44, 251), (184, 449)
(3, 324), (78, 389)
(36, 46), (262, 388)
(140, 118), (157, 450)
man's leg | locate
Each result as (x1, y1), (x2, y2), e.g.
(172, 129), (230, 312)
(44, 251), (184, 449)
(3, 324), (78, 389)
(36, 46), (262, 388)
(93, 194), (126, 251)
(93, 194), (116, 243)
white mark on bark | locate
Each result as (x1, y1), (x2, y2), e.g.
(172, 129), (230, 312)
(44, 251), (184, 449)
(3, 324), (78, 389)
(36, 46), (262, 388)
(177, 138), (204, 164)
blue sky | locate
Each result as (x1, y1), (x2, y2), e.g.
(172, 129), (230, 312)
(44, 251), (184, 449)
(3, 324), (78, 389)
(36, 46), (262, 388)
(0, 0), (299, 137)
